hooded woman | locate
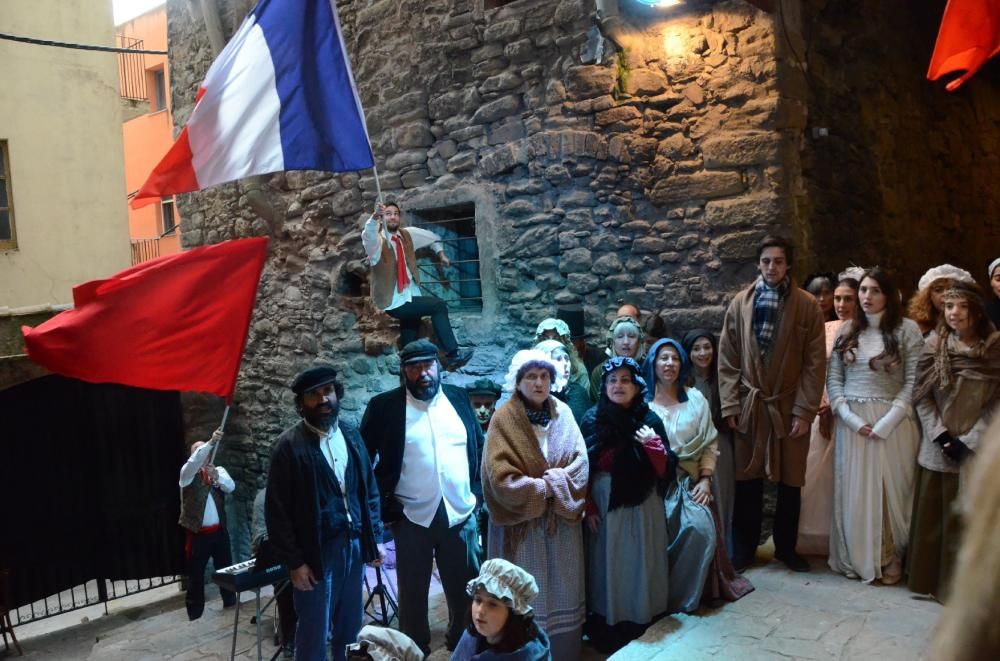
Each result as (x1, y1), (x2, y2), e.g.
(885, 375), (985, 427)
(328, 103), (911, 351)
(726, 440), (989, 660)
(533, 318), (590, 393)
(580, 357), (674, 653)
(482, 350), (588, 660)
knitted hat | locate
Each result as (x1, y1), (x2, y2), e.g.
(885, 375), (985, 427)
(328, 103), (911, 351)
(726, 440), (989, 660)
(399, 338), (439, 364)
(465, 378), (502, 398)
(988, 257), (1000, 280)
(290, 365), (338, 395)
(534, 317), (571, 341)
(466, 559), (539, 615)
(503, 350), (557, 393)
(918, 264), (975, 291)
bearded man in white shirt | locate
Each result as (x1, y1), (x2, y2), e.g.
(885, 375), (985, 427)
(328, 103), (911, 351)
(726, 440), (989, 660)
(361, 202), (473, 370)
(361, 339), (485, 656)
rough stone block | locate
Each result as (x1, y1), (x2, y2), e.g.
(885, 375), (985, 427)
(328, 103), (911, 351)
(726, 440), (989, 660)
(400, 168), (428, 188)
(560, 247), (592, 274)
(484, 19), (523, 43)
(675, 233), (701, 250)
(509, 225), (559, 257)
(394, 122), (434, 149)
(386, 149), (428, 170)
(436, 139), (458, 159)
(627, 68), (670, 96)
(658, 133), (696, 159)
(567, 273), (600, 294)
(447, 151), (477, 172)
(505, 38), (536, 63)
(480, 72), (523, 95)
(713, 230), (769, 261)
(558, 190), (596, 209)
(478, 142), (528, 176)
(565, 65), (616, 99)
(595, 105), (643, 127)
(604, 274), (634, 289)
(682, 83), (706, 105)
(471, 43), (505, 63)
(633, 237), (670, 254)
(503, 199), (539, 217)
(429, 90), (464, 119)
(704, 193), (781, 228)
(488, 119), (526, 145)
(507, 179), (546, 196)
(593, 253), (623, 275)
(330, 188), (363, 216)
(702, 130), (780, 167)
(472, 95), (521, 124)
(650, 171), (745, 206)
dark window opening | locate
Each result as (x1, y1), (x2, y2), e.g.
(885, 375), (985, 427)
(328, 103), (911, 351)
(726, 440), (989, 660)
(152, 69), (167, 111)
(161, 198), (176, 234)
(485, 0), (519, 8)
(409, 203), (482, 313)
(0, 140), (16, 249)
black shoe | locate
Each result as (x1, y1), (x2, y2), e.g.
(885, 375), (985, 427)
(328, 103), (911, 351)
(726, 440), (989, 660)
(775, 551), (811, 572)
(445, 349), (473, 370)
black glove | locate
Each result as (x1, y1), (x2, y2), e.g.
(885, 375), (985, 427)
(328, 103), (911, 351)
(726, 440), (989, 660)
(932, 431), (956, 447)
(941, 438), (974, 463)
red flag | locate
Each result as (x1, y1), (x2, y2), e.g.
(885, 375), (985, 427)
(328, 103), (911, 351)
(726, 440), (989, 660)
(928, 0), (1000, 91)
(22, 238), (269, 402)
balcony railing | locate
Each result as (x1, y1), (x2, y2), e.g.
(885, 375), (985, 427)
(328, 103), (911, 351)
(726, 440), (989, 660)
(117, 35), (147, 102)
(130, 238), (160, 265)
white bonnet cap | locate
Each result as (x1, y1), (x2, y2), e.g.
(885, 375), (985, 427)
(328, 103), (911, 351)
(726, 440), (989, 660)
(503, 350), (557, 393)
(466, 558), (539, 615)
(918, 264), (975, 291)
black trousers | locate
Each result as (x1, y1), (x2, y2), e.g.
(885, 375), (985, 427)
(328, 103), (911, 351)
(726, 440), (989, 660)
(732, 479), (801, 562)
(386, 296), (458, 353)
(185, 527), (237, 620)
(275, 580), (296, 647)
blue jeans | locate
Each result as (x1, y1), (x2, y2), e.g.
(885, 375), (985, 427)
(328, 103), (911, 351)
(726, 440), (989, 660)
(292, 532), (362, 661)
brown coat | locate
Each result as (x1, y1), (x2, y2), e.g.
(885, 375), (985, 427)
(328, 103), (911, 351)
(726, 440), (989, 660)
(370, 228), (419, 310)
(718, 279), (827, 486)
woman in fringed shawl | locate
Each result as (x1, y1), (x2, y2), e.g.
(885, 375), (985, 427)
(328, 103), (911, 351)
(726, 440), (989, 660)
(908, 281), (1000, 599)
(681, 328), (736, 558)
(482, 350), (589, 660)
(580, 357), (674, 654)
(644, 338), (753, 612)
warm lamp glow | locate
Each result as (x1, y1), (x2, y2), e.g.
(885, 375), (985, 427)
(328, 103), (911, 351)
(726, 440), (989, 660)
(662, 28), (687, 58)
(636, 0), (684, 6)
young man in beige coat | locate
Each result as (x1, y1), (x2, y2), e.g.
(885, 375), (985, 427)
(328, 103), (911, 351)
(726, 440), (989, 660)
(718, 236), (826, 572)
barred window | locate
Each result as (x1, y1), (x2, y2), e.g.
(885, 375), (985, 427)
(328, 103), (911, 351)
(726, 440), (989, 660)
(409, 203), (482, 313)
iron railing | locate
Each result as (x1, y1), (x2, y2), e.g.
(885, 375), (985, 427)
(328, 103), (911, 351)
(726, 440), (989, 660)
(117, 35), (147, 102)
(11, 576), (180, 625)
(131, 238), (160, 265)
(411, 212), (483, 311)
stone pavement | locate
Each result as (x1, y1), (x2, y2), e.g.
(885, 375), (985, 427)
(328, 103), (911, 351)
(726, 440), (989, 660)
(6, 557), (940, 660)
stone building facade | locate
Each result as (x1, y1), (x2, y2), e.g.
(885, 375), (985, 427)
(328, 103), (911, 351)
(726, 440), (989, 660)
(164, 0), (999, 554)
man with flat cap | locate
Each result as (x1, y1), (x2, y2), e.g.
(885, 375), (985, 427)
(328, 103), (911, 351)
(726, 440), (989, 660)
(361, 339), (484, 655)
(465, 378), (503, 433)
(265, 365), (384, 661)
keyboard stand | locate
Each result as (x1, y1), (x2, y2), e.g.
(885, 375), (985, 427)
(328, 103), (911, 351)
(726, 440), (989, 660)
(228, 587), (266, 661)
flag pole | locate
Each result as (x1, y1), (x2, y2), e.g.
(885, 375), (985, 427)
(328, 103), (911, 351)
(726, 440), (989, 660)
(208, 404), (231, 464)
(372, 161), (384, 204)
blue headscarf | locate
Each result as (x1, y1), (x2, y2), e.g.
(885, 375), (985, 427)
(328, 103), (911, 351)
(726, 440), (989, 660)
(642, 338), (689, 403)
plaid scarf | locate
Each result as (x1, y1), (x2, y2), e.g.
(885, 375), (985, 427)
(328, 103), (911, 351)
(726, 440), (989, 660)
(753, 276), (789, 355)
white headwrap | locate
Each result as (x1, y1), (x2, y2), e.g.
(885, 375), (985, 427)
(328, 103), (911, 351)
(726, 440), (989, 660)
(988, 257), (1000, 280)
(503, 349), (557, 393)
(918, 264), (975, 291)
(532, 339), (570, 392)
(838, 266), (866, 282)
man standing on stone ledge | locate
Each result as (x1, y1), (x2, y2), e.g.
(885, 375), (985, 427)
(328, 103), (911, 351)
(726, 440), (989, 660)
(361, 201), (472, 370)
(718, 235), (826, 573)
(178, 433), (237, 620)
(361, 339), (484, 656)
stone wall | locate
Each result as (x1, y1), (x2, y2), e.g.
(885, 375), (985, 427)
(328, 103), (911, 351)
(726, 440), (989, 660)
(166, 0), (792, 555)
(796, 0), (1000, 293)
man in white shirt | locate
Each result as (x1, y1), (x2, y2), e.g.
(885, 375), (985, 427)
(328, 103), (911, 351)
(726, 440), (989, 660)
(361, 202), (472, 370)
(361, 339), (484, 655)
(178, 434), (237, 620)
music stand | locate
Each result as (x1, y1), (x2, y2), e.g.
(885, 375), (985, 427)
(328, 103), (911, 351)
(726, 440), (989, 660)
(364, 564), (398, 626)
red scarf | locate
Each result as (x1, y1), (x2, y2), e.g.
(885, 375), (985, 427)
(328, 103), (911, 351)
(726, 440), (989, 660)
(392, 234), (409, 293)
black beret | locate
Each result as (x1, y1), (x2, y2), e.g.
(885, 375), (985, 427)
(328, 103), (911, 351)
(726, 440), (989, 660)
(465, 378), (501, 398)
(400, 338), (440, 364)
(290, 365), (339, 395)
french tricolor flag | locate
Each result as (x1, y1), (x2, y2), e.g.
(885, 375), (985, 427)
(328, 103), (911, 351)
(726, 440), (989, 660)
(131, 0), (373, 208)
